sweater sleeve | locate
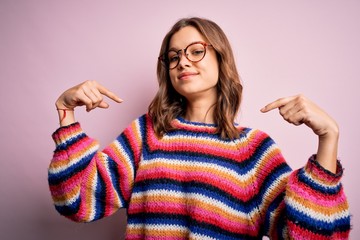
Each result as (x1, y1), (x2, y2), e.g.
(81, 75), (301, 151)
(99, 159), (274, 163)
(48, 116), (145, 222)
(256, 135), (351, 239)
(283, 155), (351, 239)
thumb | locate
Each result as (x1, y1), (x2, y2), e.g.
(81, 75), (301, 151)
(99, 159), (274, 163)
(98, 101), (110, 109)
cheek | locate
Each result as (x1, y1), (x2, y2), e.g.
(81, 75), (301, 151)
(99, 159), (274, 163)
(169, 71), (176, 84)
(168, 72), (178, 90)
(203, 62), (219, 83)
(202, 55), (219, 78)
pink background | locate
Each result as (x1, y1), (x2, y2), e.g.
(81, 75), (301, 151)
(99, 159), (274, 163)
(1, 0), (359, 239)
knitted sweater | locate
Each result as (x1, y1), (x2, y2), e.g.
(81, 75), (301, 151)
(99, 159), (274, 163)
(48, 114), (350, 239)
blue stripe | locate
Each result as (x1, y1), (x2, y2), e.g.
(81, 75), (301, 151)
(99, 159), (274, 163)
(93, 171), (106, 220)
(128, 214), (188, 225)
(287, 203), (350, 233)
(55, 132), (87, 150)
(54, 196), (81, 216)
(116, 134), (135, 165)
(297, 168), (341, 194)
(143, 150), (261, 175)
(107, 157), (127, 207)
(132, 179), (259, 214)
(48, 152), (94, 185)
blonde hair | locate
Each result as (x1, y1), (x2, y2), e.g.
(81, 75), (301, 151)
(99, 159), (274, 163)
(148, 17), (243, 139)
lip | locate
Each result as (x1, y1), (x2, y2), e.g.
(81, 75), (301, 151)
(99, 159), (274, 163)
(177, 72), (198, 80)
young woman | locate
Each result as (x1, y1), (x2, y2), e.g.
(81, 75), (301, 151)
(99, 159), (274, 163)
(49, 17), (351, 239)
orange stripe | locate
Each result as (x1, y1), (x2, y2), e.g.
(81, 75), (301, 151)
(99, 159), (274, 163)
(126, 227), (188, 238)
(107, 141), (134, 197)
(81, 160), (97, 221)
(140, 161), (258, 189)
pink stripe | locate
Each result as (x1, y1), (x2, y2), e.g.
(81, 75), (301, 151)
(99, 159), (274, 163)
(305, 161), (341, 184)
(68, 137), (95, 156)
(128, 202), (186, 214)
(124, 124), (141, 164)
(189, 205), (258, 234)
(129, 202), (259, 235)
(287, 177), (345, 207)
(49, 171), (81, 196)
(126, 235), (185, 240)
(148, 133), (238, 159)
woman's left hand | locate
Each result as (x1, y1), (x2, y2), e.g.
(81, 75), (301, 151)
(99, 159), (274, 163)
(261, 94), (339, 173)
(260, 94), (338, 138)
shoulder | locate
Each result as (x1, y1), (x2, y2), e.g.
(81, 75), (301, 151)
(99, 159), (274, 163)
(237, 125), (272, 140)
(127, 113), (149, 126)
(121, 113), (150, 134)
(236, 125), (280, 149)
(236, 126), (287, 168)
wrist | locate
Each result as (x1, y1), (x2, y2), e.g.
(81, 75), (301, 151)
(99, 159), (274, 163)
(319, 126), (339, 142)
(317, 128), (339, 174)
(55, 100), (74, 111)
(318, 118), (339, 139)
(55, 102), (75, 126)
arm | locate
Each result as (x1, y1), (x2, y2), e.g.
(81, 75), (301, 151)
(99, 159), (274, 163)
(260, 94), (351, 238)
(49, 80), (135, 222)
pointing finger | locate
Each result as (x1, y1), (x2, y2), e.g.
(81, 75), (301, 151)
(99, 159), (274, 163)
(260, 96), (296, 113)
(97, 84), (123, 103)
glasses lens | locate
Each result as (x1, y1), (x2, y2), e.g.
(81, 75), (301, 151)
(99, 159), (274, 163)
(167, 50), (179, 69)
(186, 43), (206, 62)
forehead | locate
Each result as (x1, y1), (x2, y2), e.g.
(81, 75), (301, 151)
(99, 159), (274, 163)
(169, 26), (206, 49)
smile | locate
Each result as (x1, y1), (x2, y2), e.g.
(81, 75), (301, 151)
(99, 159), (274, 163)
(178, 72), (198, 80)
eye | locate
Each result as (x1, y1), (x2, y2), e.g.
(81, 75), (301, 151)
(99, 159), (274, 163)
(167, 51), (179, 63)
(191, 49), (205, 56)
(168, 54), (179, 63)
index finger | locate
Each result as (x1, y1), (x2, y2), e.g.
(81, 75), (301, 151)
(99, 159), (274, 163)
(260, 96), (295, 113)
(97, 84), (123, 103)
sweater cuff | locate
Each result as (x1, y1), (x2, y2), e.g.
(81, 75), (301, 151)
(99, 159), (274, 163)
(304, 154), (343, 186)
(52, 122), (83, 147)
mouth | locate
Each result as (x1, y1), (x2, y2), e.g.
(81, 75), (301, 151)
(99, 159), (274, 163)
(178, 72), (198, 80)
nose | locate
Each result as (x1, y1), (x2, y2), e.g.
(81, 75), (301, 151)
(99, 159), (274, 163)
(177, 50), (191, 68)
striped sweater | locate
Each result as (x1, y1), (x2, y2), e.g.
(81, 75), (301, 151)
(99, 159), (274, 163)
(48, 114), (351, 239)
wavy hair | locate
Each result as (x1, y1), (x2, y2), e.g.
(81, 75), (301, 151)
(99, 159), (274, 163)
(148, 17), (243, 139)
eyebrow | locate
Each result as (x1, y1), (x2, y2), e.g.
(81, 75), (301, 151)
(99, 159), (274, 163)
(168, 41), (203, 52)
(168, 47), (180, 52)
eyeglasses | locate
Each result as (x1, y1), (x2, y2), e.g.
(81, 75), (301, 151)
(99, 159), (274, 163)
(159, 41), (213, 70)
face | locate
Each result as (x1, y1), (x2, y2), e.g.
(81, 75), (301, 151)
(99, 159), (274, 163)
(168, 26), (219, 102)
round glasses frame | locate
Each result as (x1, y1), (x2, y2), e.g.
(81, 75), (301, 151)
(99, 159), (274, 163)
(158, 41), (213, 70)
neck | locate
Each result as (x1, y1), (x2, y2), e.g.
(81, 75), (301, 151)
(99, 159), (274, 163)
(184, 98), (216, 124)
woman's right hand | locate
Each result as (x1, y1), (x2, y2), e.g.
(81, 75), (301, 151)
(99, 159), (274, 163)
(55, 80), (123, 126)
